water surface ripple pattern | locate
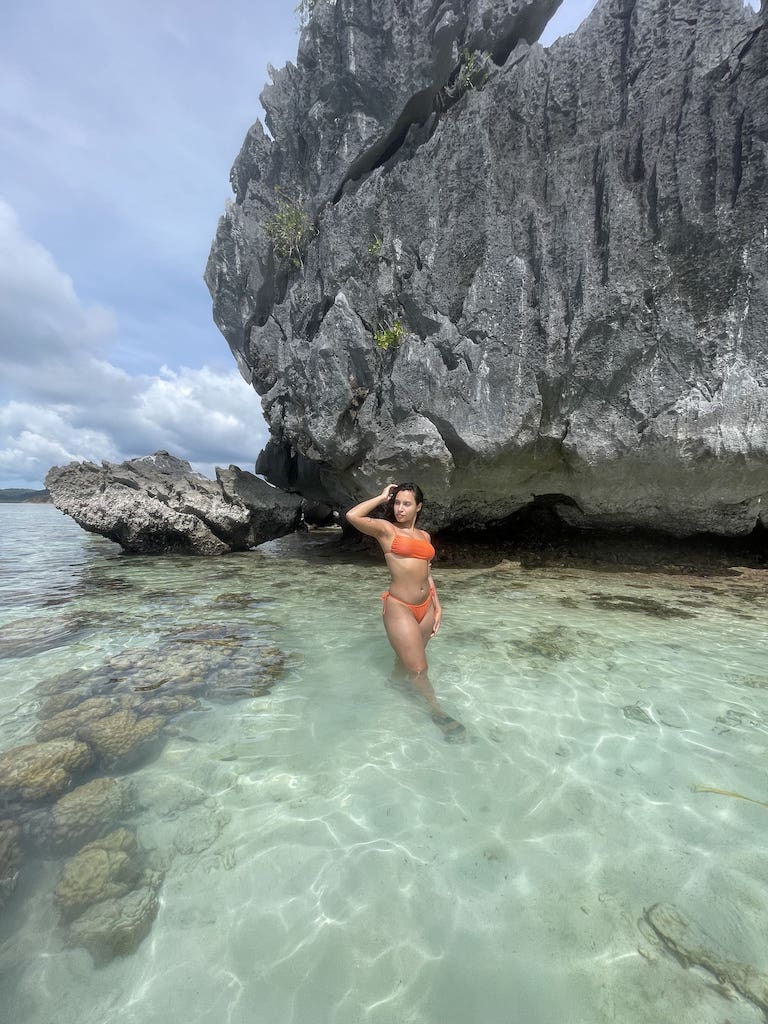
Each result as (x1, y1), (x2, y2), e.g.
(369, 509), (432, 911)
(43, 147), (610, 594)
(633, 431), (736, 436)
(1, 506), (767, 1023)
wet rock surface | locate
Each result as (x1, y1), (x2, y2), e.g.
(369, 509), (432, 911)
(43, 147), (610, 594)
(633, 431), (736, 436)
(64, 869), (162, 965)
(35, 696), (124, 742)
(0, 821), (21, 911)
(0, 739), (93, 804)
(45, 451), (302, 554)
(207, 0), (768, 538)
(54, 828), (143, 923)
(24, 778), (137, 852)
(643, 902), (768, 1016)
(77, 710), (166, 767)
(0, 592), (293, 962)
(32, 624), (288, 710)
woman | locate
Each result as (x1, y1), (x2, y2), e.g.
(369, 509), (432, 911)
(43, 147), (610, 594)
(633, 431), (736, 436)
(346, 483), (465, 741)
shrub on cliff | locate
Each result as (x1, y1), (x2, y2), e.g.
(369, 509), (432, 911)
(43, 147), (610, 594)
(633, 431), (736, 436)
(265, 191), (313, 269)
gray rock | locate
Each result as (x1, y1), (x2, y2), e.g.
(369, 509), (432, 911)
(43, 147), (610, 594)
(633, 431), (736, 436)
(64, 870), (162, 966)
(216, 462), (304, 540)
(0, 739), (93, 804)
(54, 829), (142, 922)
(0, 820), (21, 911)
(23, 777), (136, 852)
(45, 452), (302, 554)
(643, 902), (768, 1016)
(206, 0), (768, 537)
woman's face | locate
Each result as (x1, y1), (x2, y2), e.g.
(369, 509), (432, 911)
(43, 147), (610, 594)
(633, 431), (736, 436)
(393, 489), (421, 523)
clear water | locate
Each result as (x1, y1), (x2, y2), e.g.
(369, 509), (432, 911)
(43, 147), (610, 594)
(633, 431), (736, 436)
(1, 504), (767, 1023)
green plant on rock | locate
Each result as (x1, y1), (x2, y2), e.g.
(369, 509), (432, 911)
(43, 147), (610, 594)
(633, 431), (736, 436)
(460, 48), (477, 90)
(368, 234), (383, 257)
(460, 48), (490, 91)
(374, 319), (406, 350)
(265, 190), (313, 269)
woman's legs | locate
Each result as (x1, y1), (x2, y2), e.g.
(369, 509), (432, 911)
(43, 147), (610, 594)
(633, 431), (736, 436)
(383, 600), (438, 708)
(391, 605), (433, 680)
(383, 601), (466, 741)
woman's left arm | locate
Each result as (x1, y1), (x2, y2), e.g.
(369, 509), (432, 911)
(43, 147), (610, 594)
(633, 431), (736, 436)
(428, 569), (442, 636)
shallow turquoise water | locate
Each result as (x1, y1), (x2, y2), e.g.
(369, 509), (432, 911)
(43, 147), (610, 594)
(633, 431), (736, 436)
(1, 504), (768, 1023)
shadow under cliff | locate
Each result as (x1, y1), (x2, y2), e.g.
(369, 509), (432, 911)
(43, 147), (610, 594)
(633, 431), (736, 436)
(436, 502), (768, 575)
(327, 497), (768, 576)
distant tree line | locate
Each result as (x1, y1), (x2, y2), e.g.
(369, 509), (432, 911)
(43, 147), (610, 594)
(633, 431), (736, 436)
(0, 488), (51, 503)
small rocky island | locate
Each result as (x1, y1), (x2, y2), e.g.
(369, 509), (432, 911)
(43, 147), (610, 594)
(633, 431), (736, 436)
(45, 453), (302, 554)
(0, 489), (50, 503)
(206, 0), (768, 540)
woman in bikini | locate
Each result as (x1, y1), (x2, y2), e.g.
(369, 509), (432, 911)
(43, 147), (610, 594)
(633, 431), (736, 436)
(346, 483), (465, 741)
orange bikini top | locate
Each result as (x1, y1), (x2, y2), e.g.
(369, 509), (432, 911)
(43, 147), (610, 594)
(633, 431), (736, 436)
(389, 533), (435, 560)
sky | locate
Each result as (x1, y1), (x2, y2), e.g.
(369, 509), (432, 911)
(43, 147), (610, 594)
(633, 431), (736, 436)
(2, 0), (753, 488)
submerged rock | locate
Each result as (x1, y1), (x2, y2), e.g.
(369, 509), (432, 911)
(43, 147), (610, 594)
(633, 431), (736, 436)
(136, 694), (200, 718)
(64, 869), (162, 965)
(622, 703), (655, 726)
(24, 777), (136, 852)
(54, 829), (142, 923)
(37, 677), (93, 716)
(643, 902), (768, 1016)
(0, 739), (93, 804)
(515, 626), (575, 661)
(206, 0), (768, 538)
(77, 710), (166, 768)
(588, 593), (696, 619)
(33, 631), (288, 713)
(209, 643), (286, 700)
(45, 451), (302, 555)
(0, 615), (89, 659)
(0, 820), (21, 911)
(35, 696), (123, 743)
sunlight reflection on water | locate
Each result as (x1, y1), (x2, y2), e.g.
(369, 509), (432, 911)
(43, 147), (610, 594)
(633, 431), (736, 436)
(1, 505), (767, 1024)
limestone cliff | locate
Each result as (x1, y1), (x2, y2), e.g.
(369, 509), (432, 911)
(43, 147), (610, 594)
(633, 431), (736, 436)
(206, 0), (768, 536)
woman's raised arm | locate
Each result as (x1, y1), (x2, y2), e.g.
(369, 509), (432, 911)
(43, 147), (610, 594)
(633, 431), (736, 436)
(345, 484), (396, 539)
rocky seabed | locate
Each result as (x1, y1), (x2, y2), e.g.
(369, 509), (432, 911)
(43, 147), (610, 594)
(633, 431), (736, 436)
(0, 618), (295, 966)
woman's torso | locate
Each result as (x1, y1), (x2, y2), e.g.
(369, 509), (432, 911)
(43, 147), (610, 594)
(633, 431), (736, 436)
(381, 527), (433, 602)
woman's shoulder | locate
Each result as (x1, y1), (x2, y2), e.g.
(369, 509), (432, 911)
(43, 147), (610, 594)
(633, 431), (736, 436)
(378, 521), (398, 544)
(349, 515), (395, 542)
(418, 528), (432, 542)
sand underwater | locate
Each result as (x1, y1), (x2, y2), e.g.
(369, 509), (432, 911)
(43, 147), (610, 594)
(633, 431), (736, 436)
(1, 503), (768, 1024)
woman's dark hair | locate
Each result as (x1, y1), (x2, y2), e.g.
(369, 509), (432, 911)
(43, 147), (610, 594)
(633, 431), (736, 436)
(384, 482), (424, 522)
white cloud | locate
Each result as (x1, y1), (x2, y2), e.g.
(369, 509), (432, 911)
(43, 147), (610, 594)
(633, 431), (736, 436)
(0, 402), (121, 481)
(0, 366), (267, 487)
(133, 365), (266, 460)
(0, 201), (267, 487)
(0, 1), (300, 277)
(0, 198), (116, 361)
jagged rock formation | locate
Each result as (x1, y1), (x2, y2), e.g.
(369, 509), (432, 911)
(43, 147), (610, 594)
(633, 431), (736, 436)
(206, 0), (768, 537)
(45, 452), (302, 554)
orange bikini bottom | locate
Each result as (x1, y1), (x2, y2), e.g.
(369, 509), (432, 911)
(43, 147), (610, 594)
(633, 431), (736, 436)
(381, 591), (433, 623)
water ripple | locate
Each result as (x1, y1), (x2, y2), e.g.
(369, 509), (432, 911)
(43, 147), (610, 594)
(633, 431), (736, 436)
(1, 510), (767, 1023)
